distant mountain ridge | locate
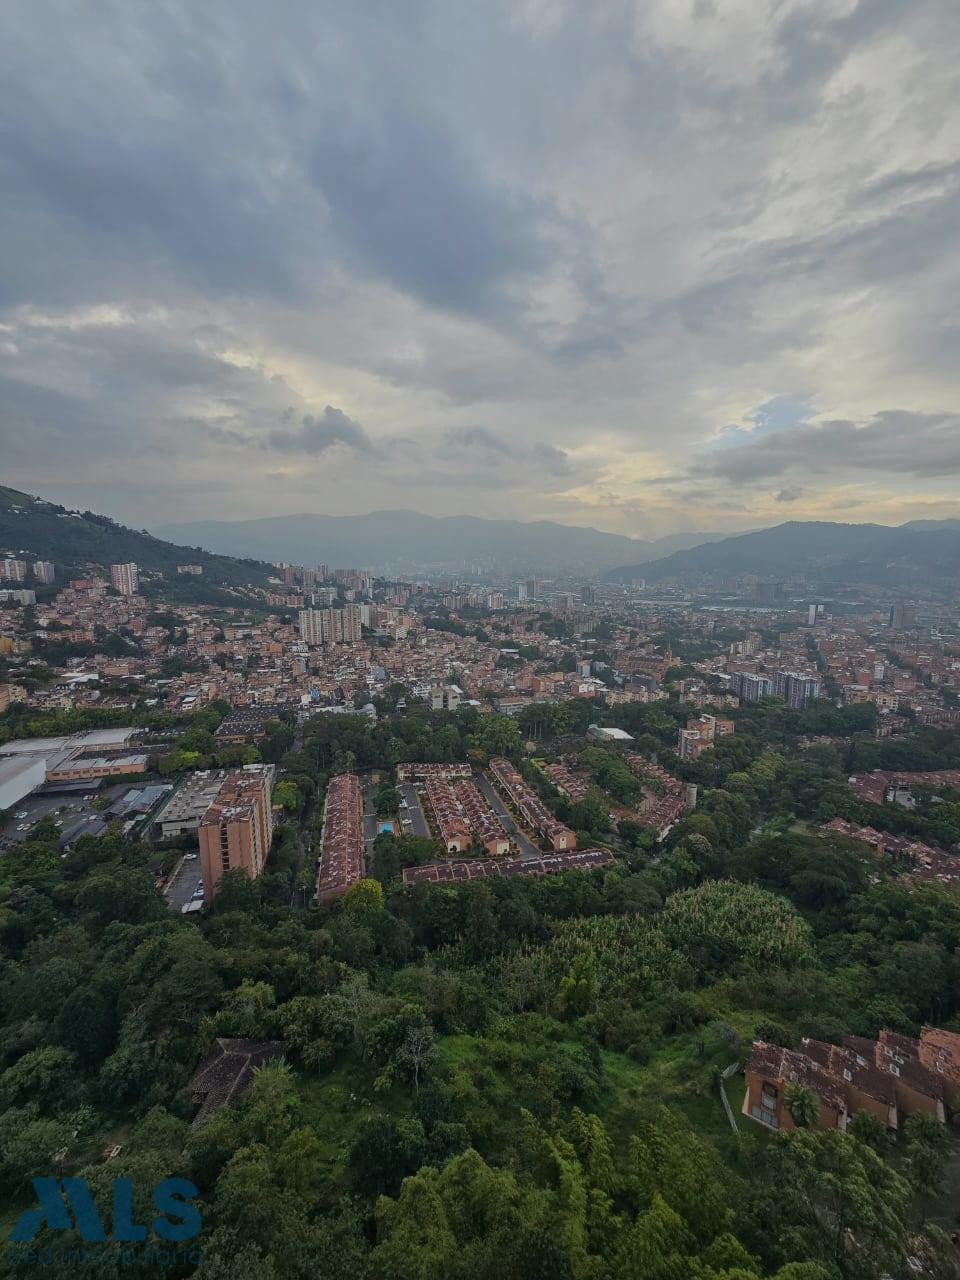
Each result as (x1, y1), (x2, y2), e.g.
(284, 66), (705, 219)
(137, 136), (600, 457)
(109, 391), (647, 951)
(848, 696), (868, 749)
(606, 519), (960, 586)
(156, 509), (736, 573)
(0, 486), (273, 593)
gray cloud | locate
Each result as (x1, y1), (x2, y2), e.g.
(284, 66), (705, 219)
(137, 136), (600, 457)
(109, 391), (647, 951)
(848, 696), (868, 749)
(441, 425), (572, 475)
(1, 0), (959, 531)
(689, 411), (960, 483)
(267, 406), (372, 455)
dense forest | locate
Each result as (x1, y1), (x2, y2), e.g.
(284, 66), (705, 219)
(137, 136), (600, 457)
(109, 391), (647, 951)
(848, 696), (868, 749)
(2, 698), (960, 1277)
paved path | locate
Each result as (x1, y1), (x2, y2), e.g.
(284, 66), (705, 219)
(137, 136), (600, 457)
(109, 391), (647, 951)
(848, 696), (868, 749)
(475, 775), (541, 862)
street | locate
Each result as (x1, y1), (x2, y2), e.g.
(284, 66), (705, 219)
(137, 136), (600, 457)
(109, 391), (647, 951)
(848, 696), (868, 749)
(400, 783), (431, 838)
(475, 774), (542, 862)
(164, 855), (204, 911)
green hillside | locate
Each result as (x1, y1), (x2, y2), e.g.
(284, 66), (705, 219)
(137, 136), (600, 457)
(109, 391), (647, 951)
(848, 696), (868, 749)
(0, 486), (273, 599)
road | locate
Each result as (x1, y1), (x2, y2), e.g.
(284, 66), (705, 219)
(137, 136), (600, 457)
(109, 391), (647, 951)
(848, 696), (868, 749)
(475, 774), (542, 862)
(164, 856), (204, 911)
(400, 783), (431, 838)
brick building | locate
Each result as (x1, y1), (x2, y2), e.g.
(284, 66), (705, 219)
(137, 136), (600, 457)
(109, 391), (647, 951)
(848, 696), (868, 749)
(744, 1026), (960, 1133)
(198, 764), (275, 899)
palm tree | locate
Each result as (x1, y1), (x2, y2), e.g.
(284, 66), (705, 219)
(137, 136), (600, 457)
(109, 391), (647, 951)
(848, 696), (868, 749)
(784, 1081), (821, 1128)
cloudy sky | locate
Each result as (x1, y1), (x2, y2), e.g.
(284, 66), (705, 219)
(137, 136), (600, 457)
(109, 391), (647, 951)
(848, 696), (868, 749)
(2, 0), (959, 537)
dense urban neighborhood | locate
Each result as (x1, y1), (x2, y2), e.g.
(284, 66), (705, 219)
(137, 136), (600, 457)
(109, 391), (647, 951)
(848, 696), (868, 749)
(3, 490), (960, 1278)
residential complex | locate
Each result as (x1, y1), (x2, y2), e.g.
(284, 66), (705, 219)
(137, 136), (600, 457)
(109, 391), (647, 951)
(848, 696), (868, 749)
(488, 756), (576, 851)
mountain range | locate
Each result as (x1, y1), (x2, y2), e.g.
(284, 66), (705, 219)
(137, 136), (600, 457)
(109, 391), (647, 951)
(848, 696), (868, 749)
(155, 510), (734, 574)
(606, 519), (960, 587)
(7, 485), (958, 591)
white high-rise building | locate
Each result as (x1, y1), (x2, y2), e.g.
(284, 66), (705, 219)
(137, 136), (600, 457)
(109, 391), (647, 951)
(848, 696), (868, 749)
(299, 604), (363, 645)
(110, 563), (139, 595)
(298, 609), (324, 645)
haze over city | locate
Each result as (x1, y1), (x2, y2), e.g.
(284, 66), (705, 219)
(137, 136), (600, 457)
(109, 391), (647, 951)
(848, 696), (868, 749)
(3, 0), (960, 535)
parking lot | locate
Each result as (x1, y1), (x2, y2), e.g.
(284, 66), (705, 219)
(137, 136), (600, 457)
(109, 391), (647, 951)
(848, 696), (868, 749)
(0, 788), (106, 848)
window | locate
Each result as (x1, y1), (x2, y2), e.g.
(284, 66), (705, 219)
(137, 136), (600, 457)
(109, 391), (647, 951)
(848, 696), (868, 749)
(843, 1069), (852, 1081)
(889, 1064), (900, 1077)
(751, 1105), (779, 1129)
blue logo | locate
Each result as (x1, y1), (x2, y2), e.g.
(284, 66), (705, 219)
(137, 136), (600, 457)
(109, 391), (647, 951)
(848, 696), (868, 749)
(11, 1177), (201, 1244)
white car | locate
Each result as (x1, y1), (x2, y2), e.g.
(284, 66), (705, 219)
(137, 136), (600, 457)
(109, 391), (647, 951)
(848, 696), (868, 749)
(16, 811), (27, 819)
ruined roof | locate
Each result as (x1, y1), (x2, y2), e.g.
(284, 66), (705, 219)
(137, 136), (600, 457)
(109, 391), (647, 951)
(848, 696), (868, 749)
(189, 1037), (287, 1127)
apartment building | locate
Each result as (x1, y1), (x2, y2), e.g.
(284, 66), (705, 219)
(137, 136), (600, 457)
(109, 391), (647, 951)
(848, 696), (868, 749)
(744, 1026), (960, 1134)
(430, 684), (462, 712)
(198, 764), (275, 900)
(728, 670), (774, 703)
(0, 559), (27, 582)
(110, 562), (139, 596)
(33, 560), (55, 584)
(298, 605), (363, 645)
(774, 670), (822, 710)
(677, 713), (735, 761)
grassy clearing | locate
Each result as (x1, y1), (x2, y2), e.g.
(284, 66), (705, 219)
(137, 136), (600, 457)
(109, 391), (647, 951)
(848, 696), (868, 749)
(294, 1055), (416, 1194)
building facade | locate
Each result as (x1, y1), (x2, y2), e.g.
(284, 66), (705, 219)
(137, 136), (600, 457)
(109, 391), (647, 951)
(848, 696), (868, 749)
(198, 764), (275, 899)
(744, 1026), (960, 1134)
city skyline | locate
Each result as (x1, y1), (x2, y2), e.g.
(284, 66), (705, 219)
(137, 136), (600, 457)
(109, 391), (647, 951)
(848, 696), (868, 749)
(3, 1), (960, 537)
